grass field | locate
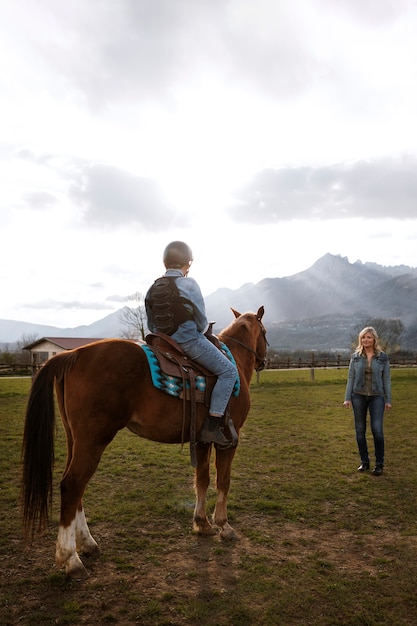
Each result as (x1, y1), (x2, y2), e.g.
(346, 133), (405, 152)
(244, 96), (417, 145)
(1, 368), (417, 625)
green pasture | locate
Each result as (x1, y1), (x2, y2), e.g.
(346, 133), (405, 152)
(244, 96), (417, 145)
(1, 369), (417, 625)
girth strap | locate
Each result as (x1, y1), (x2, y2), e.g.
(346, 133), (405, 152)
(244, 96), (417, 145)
(146, 336), (200, 467)
(187, 367), (198, 468)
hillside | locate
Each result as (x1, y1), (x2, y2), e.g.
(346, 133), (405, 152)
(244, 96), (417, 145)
(0, 310), (125, 346)
(205, 254), (417, 350)
(204, 254), (417, 326)
(2, 254), (417, 351)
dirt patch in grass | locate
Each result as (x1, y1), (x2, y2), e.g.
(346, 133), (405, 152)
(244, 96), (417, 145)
(4, 511), (417, 625)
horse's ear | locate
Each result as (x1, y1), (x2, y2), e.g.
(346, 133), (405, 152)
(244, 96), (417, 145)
(231, 308), (241, 319)
(256, 306), (265, 321)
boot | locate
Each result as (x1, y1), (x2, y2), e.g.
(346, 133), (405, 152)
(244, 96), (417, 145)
(372, 464), (383, 476)
(198, 415), (234, 448)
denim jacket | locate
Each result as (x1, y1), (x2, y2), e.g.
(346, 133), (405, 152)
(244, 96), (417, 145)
(344, 351), (391, 403)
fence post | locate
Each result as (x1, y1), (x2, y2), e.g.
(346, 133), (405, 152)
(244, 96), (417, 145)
(310, 351), (315, 381)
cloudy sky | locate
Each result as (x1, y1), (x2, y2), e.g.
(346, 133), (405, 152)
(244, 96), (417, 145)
(2, 0), (417, 328)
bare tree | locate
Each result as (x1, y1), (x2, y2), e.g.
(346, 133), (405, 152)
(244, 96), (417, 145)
(16, 333), (40, 364)
(119, 292), (147, 341)
(351, 318), (404, 354)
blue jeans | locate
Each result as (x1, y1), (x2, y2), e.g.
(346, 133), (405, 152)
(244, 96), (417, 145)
(351, 393), (385, 465)
(178, 335), (238, 416)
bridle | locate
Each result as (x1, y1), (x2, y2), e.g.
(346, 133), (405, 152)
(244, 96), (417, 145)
(223, 318), (269, 372)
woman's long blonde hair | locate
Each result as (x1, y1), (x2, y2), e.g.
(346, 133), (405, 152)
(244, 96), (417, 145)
(355, 326), (382, 355)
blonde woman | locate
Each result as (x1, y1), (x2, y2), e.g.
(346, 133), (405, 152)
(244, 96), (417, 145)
(343, 327), (392, 475)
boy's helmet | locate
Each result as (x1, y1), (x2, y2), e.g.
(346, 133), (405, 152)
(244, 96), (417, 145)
(163, 241), (193, 268)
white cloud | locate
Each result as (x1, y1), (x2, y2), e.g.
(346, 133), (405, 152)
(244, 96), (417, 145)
(0, 0), (417, 328)
(228, 155), (417, 222)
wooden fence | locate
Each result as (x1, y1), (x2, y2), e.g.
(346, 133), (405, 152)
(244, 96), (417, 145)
(1, 353), (416, 378)
(268, 354), (417, 369)
(0, 363), (32, 376)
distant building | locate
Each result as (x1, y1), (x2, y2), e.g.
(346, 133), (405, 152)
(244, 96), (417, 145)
(24, 337), (105, 368)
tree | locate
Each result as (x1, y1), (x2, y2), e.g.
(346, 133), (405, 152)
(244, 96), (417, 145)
(351, 318), (404, 354)
(15, 333), (39, 364)
(119, 292), (148, 341)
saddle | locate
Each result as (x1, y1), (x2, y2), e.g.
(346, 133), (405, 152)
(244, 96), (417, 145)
(145, 330), (222, 467)
(145, 332), (217, 404)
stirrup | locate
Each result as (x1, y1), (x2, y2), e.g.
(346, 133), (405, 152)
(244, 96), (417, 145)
(213, 418), (239, 450)
(198, 416), (234, 448)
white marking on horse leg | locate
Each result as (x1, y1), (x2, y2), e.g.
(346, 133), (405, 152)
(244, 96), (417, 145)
(194, 494), (206, 523)
(214, 490), (237, 540)
(75, 507), (100, 558)
(193, 448), (216, 534)
(56, 520), (76, 567)
(213, 489), (227, 526)
(193, 488), (216, 535)
(56, 520), (88, 579)
(193, 496), (215, 534)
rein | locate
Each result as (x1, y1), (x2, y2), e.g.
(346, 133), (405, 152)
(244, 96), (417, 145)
(222, 328), (268, 372)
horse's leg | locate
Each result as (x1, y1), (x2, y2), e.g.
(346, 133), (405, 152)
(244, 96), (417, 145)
(56, 514), (88, 580)
(74, 503), (101, 558)
(55, 407), (96, 578)
(59, 421), (100, 556)
(60, 423), (100, 557)
(213, 447), (238, 540)
(56, 440), (109, 579)
(193, 443), (217, 535)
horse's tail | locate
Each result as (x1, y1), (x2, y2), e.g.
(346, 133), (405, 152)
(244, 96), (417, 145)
(21, 352), (75, 540)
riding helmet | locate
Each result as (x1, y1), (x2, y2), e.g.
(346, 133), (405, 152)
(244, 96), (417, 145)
(163, 241), (193, 268)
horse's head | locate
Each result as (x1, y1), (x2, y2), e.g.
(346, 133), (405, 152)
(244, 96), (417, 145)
(226, 306), (268, 372)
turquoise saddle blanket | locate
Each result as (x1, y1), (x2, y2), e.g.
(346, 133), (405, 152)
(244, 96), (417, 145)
(141, 342), (240, 399)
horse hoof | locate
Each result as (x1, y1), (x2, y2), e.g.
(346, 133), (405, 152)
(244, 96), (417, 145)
(64, 554), (90, 580)
(82, 544), (101, 560)
(193, 520), (217, 536)
(219, 524), (238, 541)
(67, 563), (89, 580)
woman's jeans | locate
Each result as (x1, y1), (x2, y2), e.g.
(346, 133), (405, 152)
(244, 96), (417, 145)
(179, 335), (237, 416)
(352, 393), (385, 465)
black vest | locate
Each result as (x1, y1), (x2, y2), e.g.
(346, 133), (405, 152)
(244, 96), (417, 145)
(146, 276), (193, 336)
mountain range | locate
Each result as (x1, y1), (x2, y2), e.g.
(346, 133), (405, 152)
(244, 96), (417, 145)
(2, 254), (417, 351)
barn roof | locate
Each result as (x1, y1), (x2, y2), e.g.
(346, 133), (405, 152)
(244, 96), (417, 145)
(24, 337), (105, 350)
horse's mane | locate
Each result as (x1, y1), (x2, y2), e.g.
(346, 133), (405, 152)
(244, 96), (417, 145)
(218, 319), (236, 339)
(218, 309), (254, 339)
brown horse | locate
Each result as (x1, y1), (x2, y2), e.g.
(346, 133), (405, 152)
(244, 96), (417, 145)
(22, 306), (267, 579)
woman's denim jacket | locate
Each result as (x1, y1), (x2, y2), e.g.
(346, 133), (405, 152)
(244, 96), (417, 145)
(344, 351), (392, 403)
